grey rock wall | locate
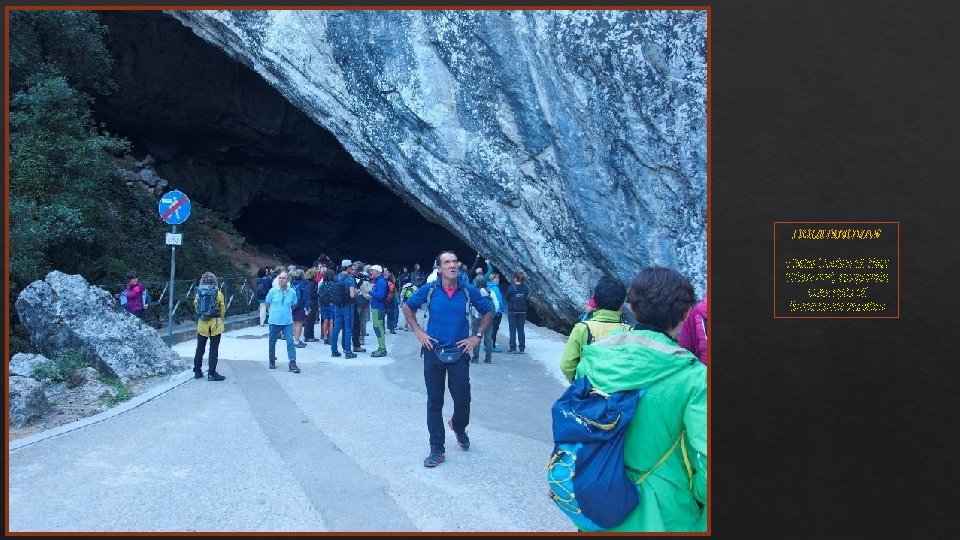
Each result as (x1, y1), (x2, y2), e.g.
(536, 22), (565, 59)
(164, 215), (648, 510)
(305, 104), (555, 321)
(166, 9), (707, 326)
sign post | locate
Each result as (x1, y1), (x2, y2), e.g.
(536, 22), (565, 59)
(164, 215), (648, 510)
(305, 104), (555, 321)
(158, 190), (191, 344)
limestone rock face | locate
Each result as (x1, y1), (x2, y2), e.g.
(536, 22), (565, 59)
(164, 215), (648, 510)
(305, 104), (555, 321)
(166, 9), (707, 326)
(14, 271), (187, 383)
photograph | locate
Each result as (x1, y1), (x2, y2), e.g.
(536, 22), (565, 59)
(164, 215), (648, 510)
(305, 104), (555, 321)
(6, 7), (707, 534)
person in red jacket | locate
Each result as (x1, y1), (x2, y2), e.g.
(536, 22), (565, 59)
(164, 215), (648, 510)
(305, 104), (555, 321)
(677, 297), (707, 365)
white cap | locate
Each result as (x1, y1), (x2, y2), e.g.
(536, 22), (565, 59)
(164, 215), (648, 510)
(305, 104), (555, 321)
(341, 259), (352, 268)
(370, 265), (382, 273)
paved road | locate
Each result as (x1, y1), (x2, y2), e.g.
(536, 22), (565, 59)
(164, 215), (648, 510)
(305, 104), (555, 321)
(8, 318), (575, 533)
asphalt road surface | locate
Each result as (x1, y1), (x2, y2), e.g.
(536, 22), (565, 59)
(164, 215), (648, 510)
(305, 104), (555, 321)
(9, 318), (576, 533)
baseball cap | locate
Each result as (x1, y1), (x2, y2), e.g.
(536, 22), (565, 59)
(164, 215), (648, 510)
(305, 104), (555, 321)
(370, 265), (382, 273)
(341, 259), (352, 268)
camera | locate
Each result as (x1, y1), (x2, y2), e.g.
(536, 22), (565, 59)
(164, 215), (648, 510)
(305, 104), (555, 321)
(355, 272), (370, 284)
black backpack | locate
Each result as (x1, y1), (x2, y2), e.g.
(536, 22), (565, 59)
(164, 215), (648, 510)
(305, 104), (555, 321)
(255, 276), (272, 297)
(196, 284), (219, 320)
(317, 281), (332, 305)
(332, 274), (352, 306)
(510, 284), (528, 312)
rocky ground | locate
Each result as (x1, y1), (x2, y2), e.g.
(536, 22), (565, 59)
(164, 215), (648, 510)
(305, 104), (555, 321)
(9, 375), (170, 442)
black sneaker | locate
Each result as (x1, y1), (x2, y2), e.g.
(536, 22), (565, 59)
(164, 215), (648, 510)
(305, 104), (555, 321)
(423, 445), (446, 467)
(470, 358), (479, 364)
(207, 372), (225, 381)
(331, 351), (342, 358)
(345, 352), (357, 359)
(289, 362), (301, 373)
(193, 371), (204, 379)
(448, 418), (470, 451)
(323, 339), (330, 345)
(268, 359), (276, 369)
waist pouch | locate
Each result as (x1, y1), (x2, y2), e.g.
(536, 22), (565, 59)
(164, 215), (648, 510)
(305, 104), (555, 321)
(434, 347), (465, 364)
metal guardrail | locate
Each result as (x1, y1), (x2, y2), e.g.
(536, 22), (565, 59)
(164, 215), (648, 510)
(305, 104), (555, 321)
(109, 276), (259, 329)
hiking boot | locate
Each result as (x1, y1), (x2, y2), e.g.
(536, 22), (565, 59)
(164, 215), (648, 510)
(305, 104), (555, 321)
(268, 359), (277, 369)
(193, 371), (204, 379)
(423, 445), (446, 467)
(207, 372), (225, 381)
(448, 418), (470, 450)
(354, 347), (367, 353)
(289, 362), (301, 373)
(331, 351), (342, 358)
(345, 352), (357, 359)
(371, 349), (387, 358)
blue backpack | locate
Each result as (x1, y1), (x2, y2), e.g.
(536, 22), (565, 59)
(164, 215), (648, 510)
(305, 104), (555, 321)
(547, 376), (644, 531)
(196, 284), (219, 320)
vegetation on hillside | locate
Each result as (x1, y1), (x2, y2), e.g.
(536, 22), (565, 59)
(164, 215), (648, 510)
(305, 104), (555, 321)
(8, 11), (246, 355)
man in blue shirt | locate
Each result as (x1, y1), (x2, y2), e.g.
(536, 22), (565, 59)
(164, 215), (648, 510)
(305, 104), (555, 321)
(264, 271), (301, 373)
(402, 250), (493, 468)
(331, 260), (359, 359)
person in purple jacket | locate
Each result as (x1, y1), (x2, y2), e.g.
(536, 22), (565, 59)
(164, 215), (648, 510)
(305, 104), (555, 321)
(122, 271), (149, 319)
(677, 297), (708, 365)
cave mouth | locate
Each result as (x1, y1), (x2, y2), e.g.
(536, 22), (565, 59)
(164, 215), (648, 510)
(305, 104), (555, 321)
(92, 9), (476, 272)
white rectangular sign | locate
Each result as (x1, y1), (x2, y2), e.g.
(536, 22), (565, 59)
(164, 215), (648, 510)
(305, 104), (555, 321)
(165, 233), (183, 246)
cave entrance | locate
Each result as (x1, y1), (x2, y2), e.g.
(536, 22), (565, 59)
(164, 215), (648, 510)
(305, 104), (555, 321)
(93, 9), (476, 271)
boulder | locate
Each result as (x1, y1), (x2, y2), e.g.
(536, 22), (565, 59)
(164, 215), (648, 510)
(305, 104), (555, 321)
(9, 377), (52, 428)
(14, 271), (188, 384)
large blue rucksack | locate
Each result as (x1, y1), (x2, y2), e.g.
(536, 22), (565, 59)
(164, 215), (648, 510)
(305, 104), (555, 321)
(196, 284), (219, 320)
(547, 376), (644, 531)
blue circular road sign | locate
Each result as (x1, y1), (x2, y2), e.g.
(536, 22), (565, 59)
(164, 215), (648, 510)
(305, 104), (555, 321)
(158, 190), (191, 225)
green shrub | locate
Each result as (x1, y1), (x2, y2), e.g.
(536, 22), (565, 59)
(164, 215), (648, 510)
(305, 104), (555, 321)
(30, 347), (92, 387)
(97, 377), (133, 405)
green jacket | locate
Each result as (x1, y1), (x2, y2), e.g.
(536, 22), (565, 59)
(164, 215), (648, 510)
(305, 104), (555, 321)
(576, 329), (707, 532)
(559, 309), (632, 382)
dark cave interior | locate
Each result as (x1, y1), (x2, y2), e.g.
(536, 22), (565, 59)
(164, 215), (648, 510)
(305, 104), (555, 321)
(92, 10), (478, 272)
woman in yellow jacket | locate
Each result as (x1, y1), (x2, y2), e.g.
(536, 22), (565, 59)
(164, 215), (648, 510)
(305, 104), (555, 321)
(193, 271), (227, 381)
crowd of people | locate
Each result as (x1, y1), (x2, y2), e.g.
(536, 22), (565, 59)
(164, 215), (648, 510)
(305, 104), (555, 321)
(123, 249), (708, 532)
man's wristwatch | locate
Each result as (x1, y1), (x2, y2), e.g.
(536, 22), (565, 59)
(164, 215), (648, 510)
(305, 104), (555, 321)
(474, 332), (483, 339)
